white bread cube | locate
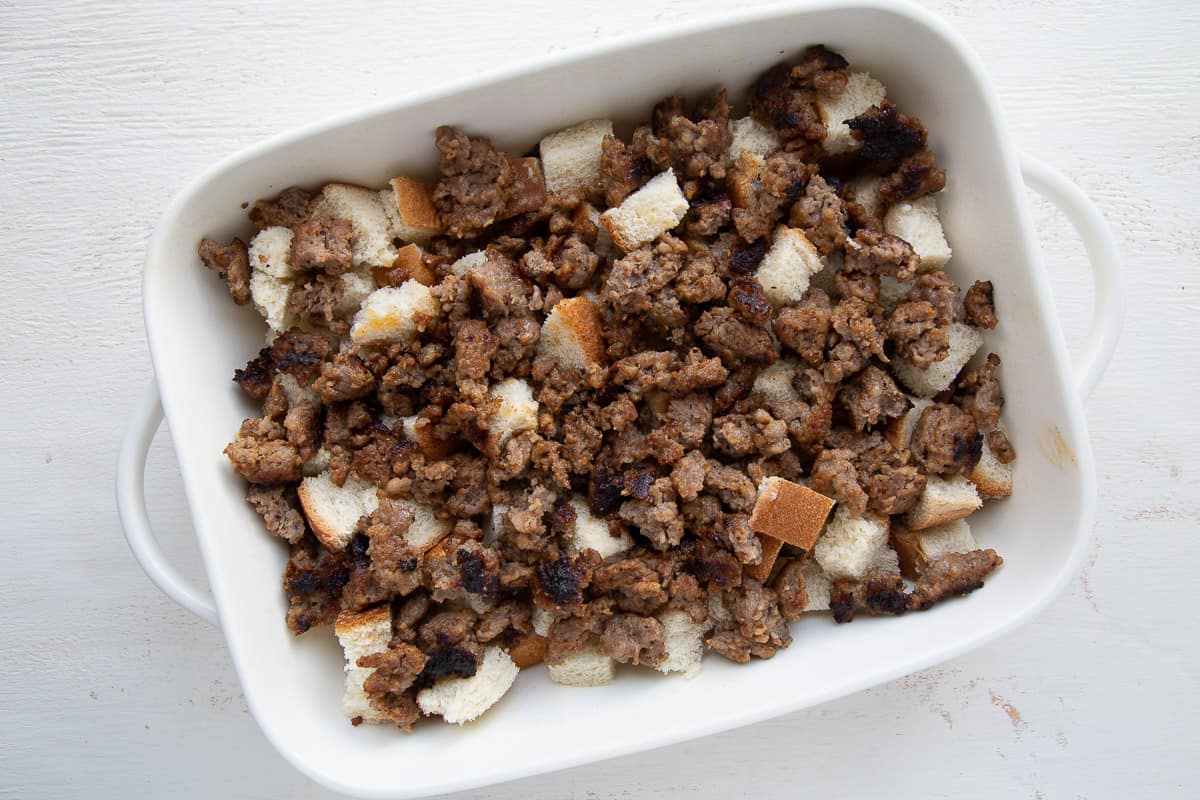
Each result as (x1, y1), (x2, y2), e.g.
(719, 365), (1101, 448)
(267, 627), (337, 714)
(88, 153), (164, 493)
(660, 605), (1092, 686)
(379, 176), (441, 244)
(531, 606), (557, 637)
(249, 269), (294, 333)
(417, 646), (520, 725)
(849, 174), (886, 221)
(655, 609), (708, 678)
(883, 397), (934, 451)
(885, 195), (952, 269)
(870, 542), (901, 574)
(449, 250), (487, 277)
(600, 168), (689, 252)
(334, 606), (392, 724)
(338, 271), (375, 317)
(482, 502), (509, 547)
(752, 359), (801, 405)
(727, 116), (781, 163)
(539, 295), (606, 369)
(548, 643), (616, 687)
(906, 475), (982, 530)
(892, 519), (978, 577)
(539, 119), (613, 195)
(809, 251), (841, 295)
(893, 323), (983, 398)
(277, 373), (316, 406)
(487, 378), (539, 444)
(801, 559), (833, 612)
(970, 430), (1014, 500)
(818, 72), (887, 156)
(248, 226), (295, 279)
(310, 183), (398, 267)
(812, 505), (890, 580)
(878, 275), (910, 311)
(405, 501), (452, 554)
(755, 227), (825, 307)
(565, 497), (632, 559)
(350, 281), (439, 344)
(303, 447), (331, 477)
(297, 471), (379, 551)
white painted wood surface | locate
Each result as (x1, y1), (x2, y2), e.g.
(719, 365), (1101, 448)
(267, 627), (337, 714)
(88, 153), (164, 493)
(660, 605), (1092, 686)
(1, 0), (1196, 797)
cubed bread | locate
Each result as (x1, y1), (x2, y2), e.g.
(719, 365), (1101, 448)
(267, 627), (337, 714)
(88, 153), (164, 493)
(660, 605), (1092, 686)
(970, 428), (1014, 500)
(892, 323), (983, 397)
(302, 447), (331, 477)
(818, 72), (887, 156)
(749, 476), (836, 550)
(334, 606), (392, 724)
(392, 242), (438, 286)
(249, 269), (294, 333)
(449, 250), (487, 277)
(547, 644), (616, 687)
(848, 174), (886, 221)
(539, 119), (613, 195)
(404, 500), (452, 554)
(600, 168), (689, 252)
(565, 497), (632, 559)
(870, 541), (901, 574)
(905, 475), (982, 530)
(248, 226), (295, 279)
(751, 359), (801, 406)
(801, 558), (833, 612)
(338, 271), (375, 317)
(531, 606), (557, 637)
(487, 378), (539, 445)
(416, 646), (520, 725)
(745, 534), (785, 583)
(539, 295), (606, 369)
(809, 251), (841, 294)
(655, 609), (709, 678)
(380, 176), (441, 243)
(309, 183), (398, 267)
(755, 227), (825, 306)
(883, 397), (934, 450)
(507, 634), (548, 669)
(297, 471), (379, 551)
(885, 194), (952, 269)
(812, 505), (890, 580)
(349, 281), (439, 344)
(727, 116), (781, 163)
(891, 518), (979, 578)
(399, 414), (455, 460)
(878, 274), (910, 311)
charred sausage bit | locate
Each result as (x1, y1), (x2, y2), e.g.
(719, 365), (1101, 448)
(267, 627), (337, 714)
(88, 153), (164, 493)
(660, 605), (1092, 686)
(845, 101), (929, 171)
(910, 403), (983, 476)
(879, 151), (947, 204)
(908, 549), (1003, 610)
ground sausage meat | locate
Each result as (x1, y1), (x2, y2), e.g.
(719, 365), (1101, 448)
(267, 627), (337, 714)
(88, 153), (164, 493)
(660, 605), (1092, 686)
(909, 403), (982, 476)
(197, 237), (250, 305)
(202, 43), (1016, 729)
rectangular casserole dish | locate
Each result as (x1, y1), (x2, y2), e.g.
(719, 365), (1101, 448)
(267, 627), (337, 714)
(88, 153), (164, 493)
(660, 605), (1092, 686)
(121, 1), (1121, 796)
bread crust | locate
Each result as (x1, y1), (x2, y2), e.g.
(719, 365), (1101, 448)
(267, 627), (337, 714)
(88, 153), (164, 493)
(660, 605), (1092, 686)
(748, 477), (835, 550)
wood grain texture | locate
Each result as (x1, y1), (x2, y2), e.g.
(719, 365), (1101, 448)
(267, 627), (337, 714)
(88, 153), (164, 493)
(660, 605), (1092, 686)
(1, 0), (1197, 797)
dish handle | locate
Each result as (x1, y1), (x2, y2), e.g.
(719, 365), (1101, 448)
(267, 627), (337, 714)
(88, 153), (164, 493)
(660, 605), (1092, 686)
(1019, 153), (1123, 400)
(116, 383), (219, 625)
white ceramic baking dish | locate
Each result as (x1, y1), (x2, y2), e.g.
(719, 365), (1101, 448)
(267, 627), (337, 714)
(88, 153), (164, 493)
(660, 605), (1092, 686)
(117, 1), (1122, 796)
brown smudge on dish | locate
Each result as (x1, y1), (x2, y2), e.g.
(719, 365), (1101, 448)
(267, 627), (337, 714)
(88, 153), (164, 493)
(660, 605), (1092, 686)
(1038, 425), (1077, 470)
